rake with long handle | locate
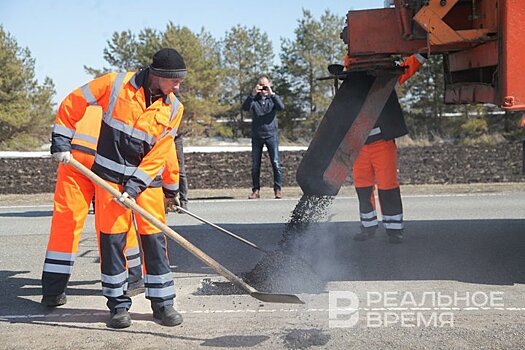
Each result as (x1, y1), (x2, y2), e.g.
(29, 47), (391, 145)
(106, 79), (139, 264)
(174, 205), (271, 254)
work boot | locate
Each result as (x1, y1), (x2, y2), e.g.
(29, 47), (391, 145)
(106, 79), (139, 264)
(387, 230), (404, 244)
(274, 190), (283, 199)
(127, 280), (145, 297)
(353, 227), (376, 241)
(153, 306), (183, 327)
(41, 292), (67, 307)
(109, 308), (131, 329)
(248, 190), (260, 199)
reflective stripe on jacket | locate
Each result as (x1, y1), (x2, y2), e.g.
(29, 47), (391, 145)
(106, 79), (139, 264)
(51, 69), (184, 198)
(60, 104), (180, 192)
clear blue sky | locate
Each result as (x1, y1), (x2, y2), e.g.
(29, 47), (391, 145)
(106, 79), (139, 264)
(0, 0), (383, 104)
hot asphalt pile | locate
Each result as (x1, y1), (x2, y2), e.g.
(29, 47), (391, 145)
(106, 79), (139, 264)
(194, 278), (245, 296)
(282, 328), (331, 349)
(194, 194), (335, 296)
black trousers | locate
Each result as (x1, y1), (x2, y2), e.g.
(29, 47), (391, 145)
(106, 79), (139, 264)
(175, 135), (188, 204)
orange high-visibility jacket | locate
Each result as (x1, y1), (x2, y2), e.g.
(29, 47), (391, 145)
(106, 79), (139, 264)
(52, 70), (183, 198)
(67, 105), (180, 198)
(161, 141), (180, 198)
(69, 106), (102, 156)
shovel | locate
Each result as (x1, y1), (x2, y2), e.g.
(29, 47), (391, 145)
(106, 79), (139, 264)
(68, 157), (304, 305)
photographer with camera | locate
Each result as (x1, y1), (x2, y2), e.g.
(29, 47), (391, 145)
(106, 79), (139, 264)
(242, 74), (285, 199)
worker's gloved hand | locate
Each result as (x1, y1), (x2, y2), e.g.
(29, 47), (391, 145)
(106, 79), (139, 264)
(115, 191), (135, 208)
(52, 151), (71, 164)
(164, 196), (181, 213)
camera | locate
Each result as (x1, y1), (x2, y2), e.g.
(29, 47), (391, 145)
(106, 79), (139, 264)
(261, 86), (268, 91)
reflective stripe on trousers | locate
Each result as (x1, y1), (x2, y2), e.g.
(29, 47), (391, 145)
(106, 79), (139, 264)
(42, 150), (142, 297)
(353, 140), (403, 231)
(95, 182), (174, 310)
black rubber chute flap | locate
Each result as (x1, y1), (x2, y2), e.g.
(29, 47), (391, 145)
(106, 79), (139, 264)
(296, 71), (403, 196)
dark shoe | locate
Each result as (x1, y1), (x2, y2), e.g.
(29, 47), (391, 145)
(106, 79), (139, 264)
(41, 292), (67, 307)
(109, 308), (131, 329)
(127, 280), (145, 297)
(274, 190), (283, 199)
(387, 230), (404, 244)
(153, 306), (183, 327)
(248, 190), (260, 199)
(353, 228), (376, 241)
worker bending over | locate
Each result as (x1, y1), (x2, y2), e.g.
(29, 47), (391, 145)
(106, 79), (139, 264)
(50, 48), (185, 328)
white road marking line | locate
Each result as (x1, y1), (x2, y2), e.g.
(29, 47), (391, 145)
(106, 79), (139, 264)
(0, 204), (54, 209)
(0, 192), (513, 210)
(2, 307), (524, 320)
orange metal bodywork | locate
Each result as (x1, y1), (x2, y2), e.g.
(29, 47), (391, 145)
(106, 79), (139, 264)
(444, 40), (498, 104)
(344, 0), (525, 111)
(414, 0), (494, 45)
(296, 0), (525, 195)
(499, 0), (525, 110)
(347, 8), (426, 56)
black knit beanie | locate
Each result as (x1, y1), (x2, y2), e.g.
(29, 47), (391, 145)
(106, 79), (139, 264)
(149, 48), (187, 79)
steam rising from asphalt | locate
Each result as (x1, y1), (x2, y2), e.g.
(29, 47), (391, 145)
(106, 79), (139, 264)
(243, 194), (338, 294)
(196, 194), (343, 296)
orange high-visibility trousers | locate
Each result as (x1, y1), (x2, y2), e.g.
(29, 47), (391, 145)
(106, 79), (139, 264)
(95, 182), (175, 311)
(352, 139), (403, 232)
(347, 54), (424, 233)
(42, 150), (142, 297)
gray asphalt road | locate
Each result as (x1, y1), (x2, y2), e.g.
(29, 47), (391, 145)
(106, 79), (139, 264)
(1, 190), (524, 349)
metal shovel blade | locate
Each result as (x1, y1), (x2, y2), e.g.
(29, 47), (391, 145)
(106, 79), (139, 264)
(251, 291), (305, 304)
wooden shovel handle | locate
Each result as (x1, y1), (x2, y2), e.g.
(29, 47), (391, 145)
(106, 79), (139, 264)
(67, 157), (257, 294)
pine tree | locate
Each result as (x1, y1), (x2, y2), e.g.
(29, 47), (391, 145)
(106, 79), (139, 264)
(221, 25), (274, 137)
(279, 9), (346, 135)
(85, 24), (226, 137)
(0, 26), (55, 150)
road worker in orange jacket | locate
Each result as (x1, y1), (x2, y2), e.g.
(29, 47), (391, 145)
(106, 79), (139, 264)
(346, 53), (426, 244)
(42, 106), (141, 308)
(50, 48), (185, 329)
(42, 106), (180, 308)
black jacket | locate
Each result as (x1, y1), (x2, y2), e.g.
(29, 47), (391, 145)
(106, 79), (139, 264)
(365, 90), (408, 144)
(242, 93), (285, 138)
